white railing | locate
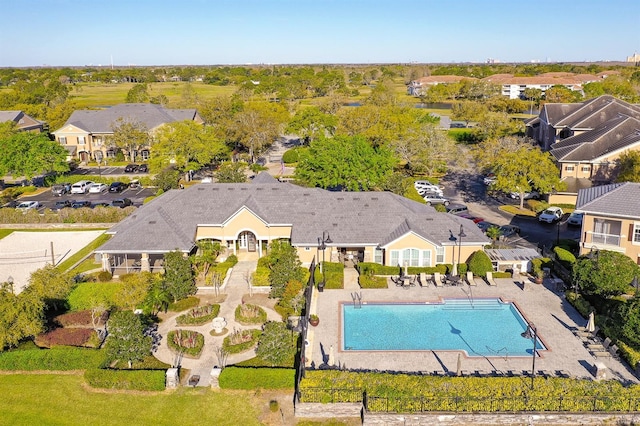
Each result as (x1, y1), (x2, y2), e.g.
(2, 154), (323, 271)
(590, 232), (621, 246)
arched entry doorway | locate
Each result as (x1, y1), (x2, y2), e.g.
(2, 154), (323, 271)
(238, 231), (257, 252)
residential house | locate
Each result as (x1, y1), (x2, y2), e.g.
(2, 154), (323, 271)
(96, 173), (490, 274)
(407, 75), (477, 96)
(575, 182), (640, 264)
(51, 103), (203, 163)
(0, 110), (45, 133)
(482, 72), (603, 100)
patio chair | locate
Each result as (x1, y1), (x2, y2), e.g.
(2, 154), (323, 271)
(465, 271), (476, 286)
(609, 344), (620, 359)
(575, 326), (599, 339)
(391, 276), (400, 286)
(586, 337), (611, 351)
(485, 271), (497, 286)
(433, 272), (443, 287)
(409, 275), (417, 286)
(591, 349), (611, 359)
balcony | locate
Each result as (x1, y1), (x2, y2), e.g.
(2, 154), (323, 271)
(589, 232), (621, 247)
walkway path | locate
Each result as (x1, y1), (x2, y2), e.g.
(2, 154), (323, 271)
(154, 260), (280, 386)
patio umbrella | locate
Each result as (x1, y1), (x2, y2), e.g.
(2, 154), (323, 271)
(456, 353), (462, 377)
(586, 311), (595, 333)
(328, 345), (335, 366)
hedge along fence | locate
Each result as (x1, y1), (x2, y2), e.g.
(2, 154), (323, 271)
(316, 262), (344, 289)
(0, 205), (136, 224)
(356, 262), (447, 276)
(219, 366), (295, 390)
(84, 369), (165, 391)
(0, 347), (107, 371)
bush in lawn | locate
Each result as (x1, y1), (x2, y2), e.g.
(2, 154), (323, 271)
(35, 328), (96, 348)
(235, 303), (267, 325)
(256, 321), (298, 367)
(168, 296), (199, 312)
(526, 199), (549, 213)
(219, 366), (295, 390)
(67, 282), (122, 311)
(167, 329), (204, 358)
(97, 271), (112, 282)
(467, 250), (493, 278)
(105, 311), (152, 367)
(223, 328), (262, 354)
(554, 246), (576, 270)
(84, 368), (165, 391)
(175, 304), (220, 326)
(0, 347), (106, 371)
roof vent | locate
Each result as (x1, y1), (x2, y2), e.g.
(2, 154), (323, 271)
(212, 188), (219, 191)
(364, 204), (369, 207)
(303, 193), (310, 196)
(272, 188), (279, 190)
(227, 188), (234, 191)
(149, 220), (156, 224)
(426, 218), (433, 221)
(371, 197), (378, 200)
(337, 197), (344, 200)
(332, 223), (338, 227)
(353, 197), (360, 200)
(241, 188), (247, 190)
(256, 188), (263, 190)
(197, 187), (204, 191)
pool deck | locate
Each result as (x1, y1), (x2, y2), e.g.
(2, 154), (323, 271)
(306, 276), (639, 383)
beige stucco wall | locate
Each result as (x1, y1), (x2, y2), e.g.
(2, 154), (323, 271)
(580, 214), (640, 263)
(221, 209), (291, 240)
(384, 232), (482, 266)
(549, 193), (577, 205)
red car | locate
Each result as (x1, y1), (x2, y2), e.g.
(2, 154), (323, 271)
(459, 214), (484, 224)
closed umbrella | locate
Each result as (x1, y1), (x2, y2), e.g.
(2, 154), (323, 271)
(456, 353), (462, 377)
(328, 345), (335, 366)
(586, 311), (595, 333)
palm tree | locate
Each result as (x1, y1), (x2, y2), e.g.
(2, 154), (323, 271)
(144, 281), (171, 315)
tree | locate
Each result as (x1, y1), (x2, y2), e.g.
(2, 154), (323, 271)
(285, 107), (337, 144)
(267, 240), (304, 299)
(214, 161), (248, 183)
(109, 117), (150, 162)
(153, 167), (181, 192)
(294, 135), (396, 191)
(163, 250), (195, 302)
(190, 239), (222, 283)
(467, 250), (493, 278)
(573, 250), (640, 298)
(143, 280), (171, 316)
(0, 121), (18, 140)
(105, 310), (152, 368)
(450, 101), (485, 127)
(0, 132), (69, 179)
(473, 136), (563, 208)
(228, 102), (288, 162)
(0, 289), (44, 350)
(150, 120), (229, 172)
(125, 83), (150, 103)
(544, 85), (582, 103)
(523, 88), (544, 114)
(621, 297), (640, 347)
(255, 321), (298, 366)
(115, 272), (158, 311)
(616, 150), (640, 182)
(26, 264), (75, 311)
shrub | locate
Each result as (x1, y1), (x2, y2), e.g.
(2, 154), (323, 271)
(359, 274), (388, 288)
(282, 147), (307, 164)
(167, 329), (204, 358)
(223, 329), (262, 354)
(219, 366), (295, 389)
(97, 271), (112, 282)
(226, 254), (238, 265)
(467, 251), (493, 277)
(175, 304), (220, 326)
(67, 282), (123, 311)
(526, 199), (548, 213)
(531, 257), (552, 277)
(274, 280), (305, 319)
(252, 265), (271, 286)
(356, 262), (447, 276)
(0, 347), (106, 371)
(84, 369), (165, 391)
(554, 246), (576, 269)
(235, 303), (267, 325)
(168, 296), (199, 312)
(319, 262), (344, 289)
(269, 400), (279, 412)
(617, 341), (640, 370)
(35, 328), (96, 348)
(565, 291), (595, 318)
(492, 271), (512, 278)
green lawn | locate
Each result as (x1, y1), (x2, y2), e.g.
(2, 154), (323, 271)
(0, 229), (13, 240)
(0, 374), (262, 426)
(56, 233), (110, 272)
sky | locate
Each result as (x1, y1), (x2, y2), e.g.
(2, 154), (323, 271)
(1, 0), (639, 67)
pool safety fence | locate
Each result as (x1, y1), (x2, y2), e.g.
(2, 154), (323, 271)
(298, 388), (640, 413)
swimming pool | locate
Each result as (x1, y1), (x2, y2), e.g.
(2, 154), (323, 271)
(342, 298), (545, 357)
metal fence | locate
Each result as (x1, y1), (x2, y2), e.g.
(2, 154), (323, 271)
(298, 387), (640, 413)
(294, 257), (316, 405)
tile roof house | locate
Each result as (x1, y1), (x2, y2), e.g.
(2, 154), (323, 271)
(96, 176), (490, 274)
(482, 72), (601, 100)
(407, 75), (477, 96)
(51, 103), (203, 163)
(0, 110), (45, 133)
(575, 182), (640, 262)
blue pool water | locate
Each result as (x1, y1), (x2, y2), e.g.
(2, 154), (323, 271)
(342, 298), (545, 357)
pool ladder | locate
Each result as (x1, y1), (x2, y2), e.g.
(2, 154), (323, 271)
(351, 292), (362, 308)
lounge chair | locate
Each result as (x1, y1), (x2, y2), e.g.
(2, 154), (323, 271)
(575, 326), (599, 339)
(485, 271), (497, 286)
(433, 272), (443, 287)
(586, 337), (611, 351)
(591, 349), (611, 359)
(466, 271), (476, 286)
(609, 344), (620, 358)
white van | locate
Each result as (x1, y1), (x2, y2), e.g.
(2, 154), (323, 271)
(70, 180), (91, 194)
(414, 180), (443, 195)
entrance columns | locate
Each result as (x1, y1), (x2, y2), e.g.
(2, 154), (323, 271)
(101, 253), (110, 272)
(140, 252), (150, 272)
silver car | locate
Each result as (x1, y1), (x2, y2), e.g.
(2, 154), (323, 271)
(423, 194), (450, 206)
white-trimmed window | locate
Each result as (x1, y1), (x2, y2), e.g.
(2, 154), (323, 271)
(581, 165), (591, 172)
(59, 136), (67, 144)
(77, 136), (86, 145)
(389, 248), (432, 267)
(633, 224), (640, 243)
(422, 250), (431, 267)
(436, 246), (445, 263)
(391, 250), (399, 266)
(565, 165), (575, 172)
(374, 248), (383, 264)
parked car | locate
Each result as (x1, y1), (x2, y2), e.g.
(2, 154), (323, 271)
(509, 191), (540, 200)
(567, 211), (584, 227)
(16, 201), (40, 211)
(458, 213), (484, 223)
(51, 183), (71, 196)
(483, 173), (496, 185)
(124, 164), (139, 173)
(54, 200), (72, 210)
(423, 194), (450, 206)
(137, 164), (148, 173)
(416, 186), (443, 197)
(70, 180), (92, 194)
(129, 179), (141, 189)
(112, 198), (133, 208)
(109, 182), (126, 193)
(88, 183), (108, 193)
(414, 181), (443, 193)
(538, 207), (564, 223)
(499, 224), (521, 238)
(446, 204), (469, 215)
(71, 200), (92, 209)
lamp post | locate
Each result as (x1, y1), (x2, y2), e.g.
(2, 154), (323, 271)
(3, 276), (14, 294)
(317, 231), (332, 292)
(521, 323), (537, 390)
(449, 231), (457, 276)
(457, 225), (466, 278)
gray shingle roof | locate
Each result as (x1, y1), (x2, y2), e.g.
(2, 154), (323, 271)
(550, 114), (640, 161)
(98, 182), (489, 254)
(554, 95), (640, 129)
(576, 182), (640, 218)
(55, 103), (198, 133)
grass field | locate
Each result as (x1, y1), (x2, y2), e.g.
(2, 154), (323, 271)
(0, 374), (263, 426)
(55, 233), (110, 272)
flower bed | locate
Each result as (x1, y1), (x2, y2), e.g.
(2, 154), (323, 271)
(235, 303), (267, 325)
(167, 329), (204, 358)
(175, 304), (220, 326)
(222, 329), (262, 354)
(54, 310), (109, 328)
(35, 328), (97, 348)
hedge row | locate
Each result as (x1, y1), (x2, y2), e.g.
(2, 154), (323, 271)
(0, 347), (106, 371)
(0, 205), (136, 224)
(219, 366), (295, 390)
(84, 368), (165, 391)
(357, 262), (447, 276)
(318, 262), (344, 289)
(168, 296), (200, 312)
(359, 274), (388, 289)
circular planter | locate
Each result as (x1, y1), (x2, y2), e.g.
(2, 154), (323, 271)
(309, 317), (319, 327)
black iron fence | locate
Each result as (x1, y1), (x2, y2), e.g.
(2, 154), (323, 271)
(294, 257), (317, 405)
(299, 387), (640, 413)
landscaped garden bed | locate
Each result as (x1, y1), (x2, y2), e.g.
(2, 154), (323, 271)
(222, 329), (262, 354)
(175, 304), (220, 326)
(167, 329), (204, 358)
(235, 303), (267, 325)
(35, 328), (99, 348)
